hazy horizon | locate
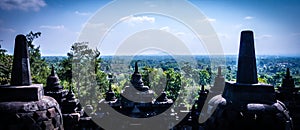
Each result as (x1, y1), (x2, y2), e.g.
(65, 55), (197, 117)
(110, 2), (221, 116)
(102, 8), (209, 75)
(40, 54), (300, 57)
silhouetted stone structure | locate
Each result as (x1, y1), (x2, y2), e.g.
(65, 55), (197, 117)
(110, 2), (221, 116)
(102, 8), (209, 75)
(198, 85), (208, 112)
(278, 68), (298, 96)
(122, 61), (154, 105)
(131, 61), (150, 91)
(277, 68), (300, 130)
(210, 66), (225, 96)
(43, 65), (91, 130)
(236, 31), (258, 84)
(94, 62), (175, 129)
(0, 35), (63, 130)
(10, 35), (31, 86)
(105, 74), (116, 101)
(205, 31), (292, 130)
(189, 85), (208, 129)
(155, 91), (172, 103)
(44, 65), (67, 104)
(44, 65), (95, 130)
(61, 86), (82, 130)
(62, 86), (80, 114)
(205, 67), (225, 118)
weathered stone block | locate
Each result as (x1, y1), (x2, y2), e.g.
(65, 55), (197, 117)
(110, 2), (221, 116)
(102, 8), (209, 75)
(223, 82), (276, 105)
(46, 107), (57, 118)
(0, 84), (43, 102)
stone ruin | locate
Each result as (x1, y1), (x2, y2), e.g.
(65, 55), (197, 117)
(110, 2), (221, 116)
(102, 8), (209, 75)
(93, 61), (175, 129)
(277, 68), (300, 129)
(205, 31), (293, 130)
(0, 35), (63, 130)
(1, 30), (299, 130)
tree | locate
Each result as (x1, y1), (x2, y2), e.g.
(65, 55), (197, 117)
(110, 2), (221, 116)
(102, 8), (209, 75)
(26, 31), (50, 84)
(142, 67), (166, 96)
(272, 71), (285, 86)
(197, 69), (210, 86)
(57, 56), (72, 88)
(0, 32), (49, 85)
(225, 66), (233, 81)
(0, 44), (13, 85)
(58, 42), (109, 107)
(165, 68), (182, 101)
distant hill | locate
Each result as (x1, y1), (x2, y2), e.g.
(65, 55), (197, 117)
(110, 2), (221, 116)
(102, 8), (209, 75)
(42, 55), (300, 87)
(43, 56), (67, 65)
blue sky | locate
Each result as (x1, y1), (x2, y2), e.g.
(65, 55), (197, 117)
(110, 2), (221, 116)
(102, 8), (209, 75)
(0, 0), (299, 56)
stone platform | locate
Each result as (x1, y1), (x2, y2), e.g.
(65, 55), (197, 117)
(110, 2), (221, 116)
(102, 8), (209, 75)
(0, 84), (43, 102)
(0, 96), (63, 130)
(223, 82), (276, 105)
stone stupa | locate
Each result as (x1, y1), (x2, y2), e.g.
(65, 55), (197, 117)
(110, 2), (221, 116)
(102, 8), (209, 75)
(122, 61), (154, 103)
(205, 30), (293, 130)
(44, 65), (67, 104)
(0, 35), (63, 129)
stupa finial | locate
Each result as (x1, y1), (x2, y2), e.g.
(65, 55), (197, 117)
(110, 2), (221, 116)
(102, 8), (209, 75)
(10, 35), (32, 86)
(236, 30), (258, 84)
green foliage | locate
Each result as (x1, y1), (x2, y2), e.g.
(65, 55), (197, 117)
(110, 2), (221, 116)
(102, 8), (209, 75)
(272, 71), (286, 86)
(26, 31), (50, 84)
(194, 68), (211, 86)
(164, 68), (182, 101)
(57, 57), (72, 85)
(57, 42), (109, 107)
(96, 70), (109, 98)
(225, 66), (234, 81)
(44, 54), (300, 107)
(0, 45), (12, 85)
(199, 69), (210, 85)
(0, 31), (49, 85)
(142, 67), (166, 96)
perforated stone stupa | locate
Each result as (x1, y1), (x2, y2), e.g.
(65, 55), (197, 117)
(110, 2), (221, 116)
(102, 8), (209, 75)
(122, 61), (155, 103)
(0, 35), (63, 130)
(205, 30), (293, 130)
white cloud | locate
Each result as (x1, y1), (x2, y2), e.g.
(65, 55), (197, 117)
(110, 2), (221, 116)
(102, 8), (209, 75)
(0, 27), (16, 33)
(160, 26), (185, 36)
(40, 25), (64, 30)
(0, 0), (46, 11)
(244, 16), (254, 20)
(120, 15), (155, 24)
(197, 18), (216, 23)
(160, 26), (170, 32)
(206, 18), (216, 22)
(75, 11), (91, 16)
(255, 34), (272, 40)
